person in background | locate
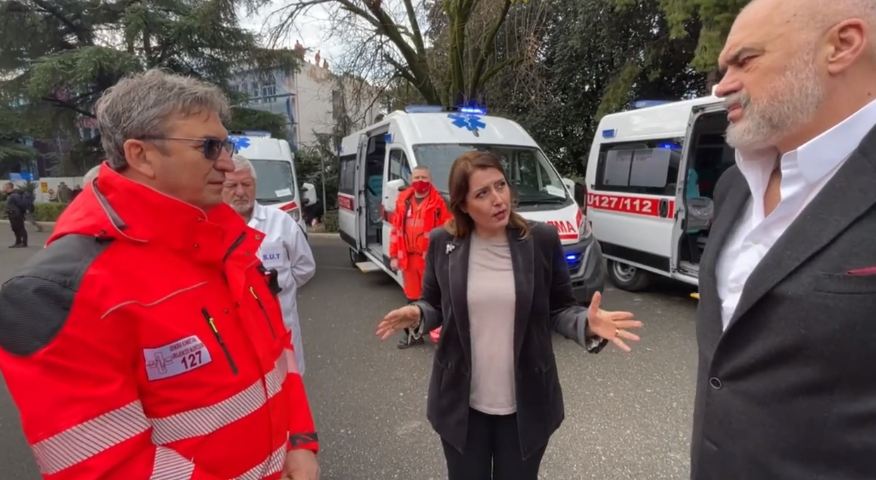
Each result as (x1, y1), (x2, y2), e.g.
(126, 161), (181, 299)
(377, 151), (643, 480)
(223, 153), (317, 374)
(56, 181), (72, 203)
(388, 165), (452, 348)
(3, 182), (29, 247)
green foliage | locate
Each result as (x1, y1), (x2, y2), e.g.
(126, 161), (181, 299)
(487, 0), (707, 177)
(229, 107), (288, 139)
(26, 46), (142, 103)
(322, 209), (339, 233)
(35, 202), (68, 221)
(295, 140), (339, 210)
(0, 0), (300, 176)
(656, 0), (747, 71)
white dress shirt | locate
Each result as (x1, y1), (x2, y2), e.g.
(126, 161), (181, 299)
(716, 99), (876, 330)
(249, 202), (316, 373)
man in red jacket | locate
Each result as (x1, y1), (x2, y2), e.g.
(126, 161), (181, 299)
(0, 70), (319, 480)
(389, 165), (452, 348)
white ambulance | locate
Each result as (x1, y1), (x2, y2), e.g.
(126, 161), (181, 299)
(338, 106), (605, 304)
(228, 132), (306, 230)
(584, 95), (734, 290)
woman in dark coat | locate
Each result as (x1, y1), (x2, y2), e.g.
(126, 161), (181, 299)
(377, 151), (643, 480)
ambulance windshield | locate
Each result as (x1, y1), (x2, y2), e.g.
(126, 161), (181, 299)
(413, 144), (569, 205)
(250, 159), (295, 204)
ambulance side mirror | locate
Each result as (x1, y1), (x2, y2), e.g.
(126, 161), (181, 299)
(562, 178), (575, 196)
(562, 177), (587, 208)
(384, 178), (406, 213)
(301, 182), (317, 206)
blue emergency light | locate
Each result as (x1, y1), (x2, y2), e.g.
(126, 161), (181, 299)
(459, 106), (487, 115)
(565, 253), (583, 270)
(602, 129), (616, 139)
(657, 141), (682, 151)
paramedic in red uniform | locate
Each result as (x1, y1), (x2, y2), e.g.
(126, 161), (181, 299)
(389, 165), (452, 348)
(0, 69), (320, 480)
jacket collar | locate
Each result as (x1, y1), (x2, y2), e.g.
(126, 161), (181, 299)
(52, 163), (259, 267)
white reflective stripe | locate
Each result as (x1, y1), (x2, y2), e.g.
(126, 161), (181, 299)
(31, 401), (150, 475)
(150, 447), (194, 480)
(285, 348), (300, 375)
(151, 350), (292, 445)
(235, 444), (287, 480)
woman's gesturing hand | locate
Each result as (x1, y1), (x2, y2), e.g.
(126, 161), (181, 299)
(376, 305), (421, 340)
(585, 291), (643, 352)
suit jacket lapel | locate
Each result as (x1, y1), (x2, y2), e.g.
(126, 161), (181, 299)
(727, 130), (876, 330)
(448, 234), (472, 364)
(699, 170), (750, 348)
(507, 227), (534, 359)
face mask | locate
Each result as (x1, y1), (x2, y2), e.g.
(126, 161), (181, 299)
(412, 180), (431, 195)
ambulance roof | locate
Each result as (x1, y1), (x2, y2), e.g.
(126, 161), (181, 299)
(596, 96), (723, 142)
(339, 111), (540, 156)
(228, 135), (292, 162)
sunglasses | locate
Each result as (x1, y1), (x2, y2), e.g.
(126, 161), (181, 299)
(139, 136), (235, 161)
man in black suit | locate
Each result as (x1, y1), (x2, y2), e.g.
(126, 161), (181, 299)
(691, 0), (876, 479)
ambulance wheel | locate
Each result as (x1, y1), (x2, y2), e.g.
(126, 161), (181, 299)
(349, 248), (365, 267)
(608, 260), (651, 291)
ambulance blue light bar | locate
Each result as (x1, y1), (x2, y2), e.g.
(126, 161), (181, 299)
(459, 106), (487, 115)
(405, 105), (445, 113)
(602, 129), (616, 139)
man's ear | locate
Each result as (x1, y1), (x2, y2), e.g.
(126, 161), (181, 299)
(825, 19), (868, 75)
(123, 139), (157, 178)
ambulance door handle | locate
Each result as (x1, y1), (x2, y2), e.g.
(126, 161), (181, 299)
(659, 199), (669, 218)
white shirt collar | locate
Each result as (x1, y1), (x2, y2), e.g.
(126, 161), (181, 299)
(249, 202), (268, 224)
(734, 98), (876, 198)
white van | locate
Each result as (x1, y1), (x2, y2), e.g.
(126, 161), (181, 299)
(584, 96), (734, 290)
(229, 132), (306, 229)
(338, 107), (605, 304)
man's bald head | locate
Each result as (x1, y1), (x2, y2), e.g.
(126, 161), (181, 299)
(739, 0), (876, 56)
(715, 0), (876, 153)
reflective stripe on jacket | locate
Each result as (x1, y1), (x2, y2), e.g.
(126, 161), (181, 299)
(0, 163), (318, 479)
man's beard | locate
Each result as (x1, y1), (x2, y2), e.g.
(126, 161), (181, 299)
(724, 52), (825, 150)
(231, 198), (253, 217)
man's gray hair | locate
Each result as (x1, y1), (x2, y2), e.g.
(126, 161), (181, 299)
(95, 69), (230, 170)
(232, 154), (257, 179)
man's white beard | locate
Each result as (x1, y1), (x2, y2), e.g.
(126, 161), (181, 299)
(725, 53), (825, 150)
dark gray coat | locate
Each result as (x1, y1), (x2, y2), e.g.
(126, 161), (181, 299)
(691, 126), (876, 480)
(414, 222), (593, 460)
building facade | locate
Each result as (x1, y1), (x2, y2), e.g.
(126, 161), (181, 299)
(231, 52), (381, 150)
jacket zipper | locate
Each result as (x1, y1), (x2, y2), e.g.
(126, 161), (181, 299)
(201, 308), (239, 375)
(249, 286), (277, 339)
(222, 232), (247, 262)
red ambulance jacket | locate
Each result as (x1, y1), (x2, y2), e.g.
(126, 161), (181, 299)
(388, 187), (451, 270)
(0, 164), (318, 479)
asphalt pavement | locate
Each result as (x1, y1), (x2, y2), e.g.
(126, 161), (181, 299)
(0, 225), (700, 479)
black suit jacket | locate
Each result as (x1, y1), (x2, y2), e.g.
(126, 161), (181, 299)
(691, 126), (876, 480)
(414, 222), (592, 459)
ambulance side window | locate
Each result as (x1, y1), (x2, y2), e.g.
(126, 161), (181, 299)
(596, 139), (681, 196)
(388, 149), (411, 185)
(339, 154), (356, 194)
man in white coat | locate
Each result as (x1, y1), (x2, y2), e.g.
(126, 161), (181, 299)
(223, 154), (316, 374)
